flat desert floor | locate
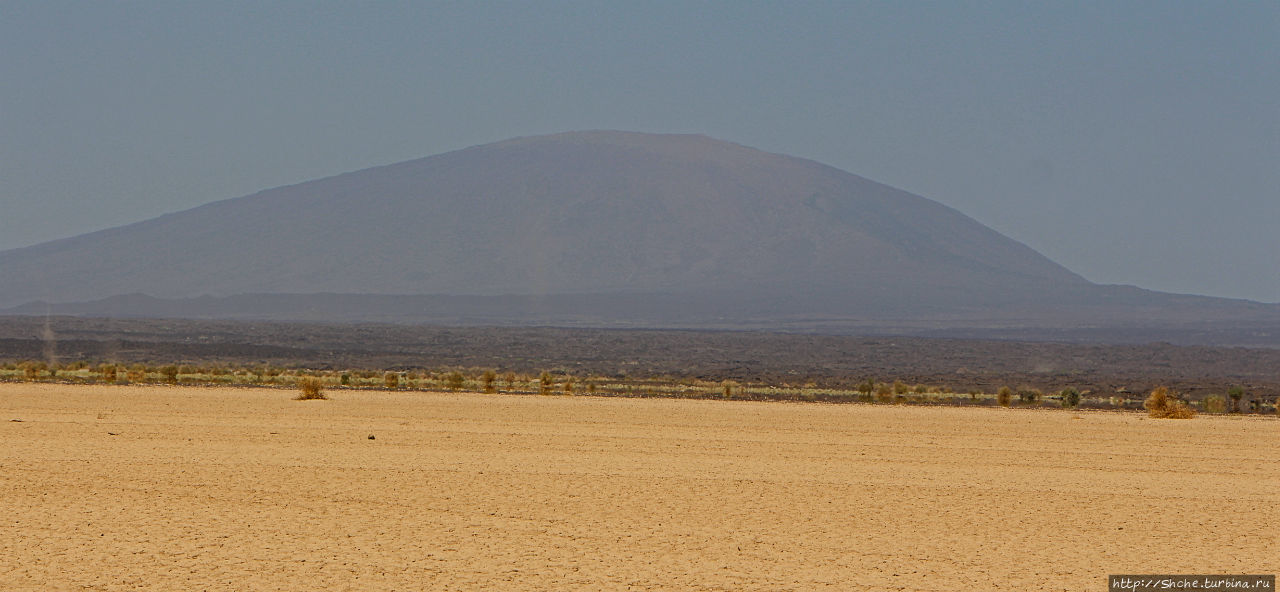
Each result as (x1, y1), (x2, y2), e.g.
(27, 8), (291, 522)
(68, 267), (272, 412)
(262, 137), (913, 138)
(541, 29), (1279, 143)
(1, 384), (1275, 591)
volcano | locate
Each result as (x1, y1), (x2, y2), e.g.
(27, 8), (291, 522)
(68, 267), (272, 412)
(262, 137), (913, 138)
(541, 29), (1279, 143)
(2, 131), (1273, 330)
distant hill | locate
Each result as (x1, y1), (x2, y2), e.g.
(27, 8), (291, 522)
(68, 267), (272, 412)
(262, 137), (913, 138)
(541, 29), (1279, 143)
(1, 131), (1276, 335)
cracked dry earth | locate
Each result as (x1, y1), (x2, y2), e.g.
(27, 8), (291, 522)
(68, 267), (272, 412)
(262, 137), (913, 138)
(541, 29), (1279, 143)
(1, 383), (1275, 591)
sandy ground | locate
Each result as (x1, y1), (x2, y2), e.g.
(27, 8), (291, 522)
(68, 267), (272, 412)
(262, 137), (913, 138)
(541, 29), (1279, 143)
(1, 383), (1275, 591)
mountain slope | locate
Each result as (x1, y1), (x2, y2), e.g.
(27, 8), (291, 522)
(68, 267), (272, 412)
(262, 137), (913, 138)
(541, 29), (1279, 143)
(1, 131), (1093, 319)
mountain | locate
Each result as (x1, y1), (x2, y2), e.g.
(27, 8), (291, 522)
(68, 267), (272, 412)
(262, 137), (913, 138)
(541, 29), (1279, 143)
(1, 131), (1275, 332)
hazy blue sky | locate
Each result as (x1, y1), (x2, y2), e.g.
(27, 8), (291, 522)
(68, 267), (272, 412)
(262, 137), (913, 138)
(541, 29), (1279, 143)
(2, 2), (1277, 302)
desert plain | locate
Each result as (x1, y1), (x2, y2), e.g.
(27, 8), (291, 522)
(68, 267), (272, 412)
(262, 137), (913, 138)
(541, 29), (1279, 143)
(1, 382), (1275, 591)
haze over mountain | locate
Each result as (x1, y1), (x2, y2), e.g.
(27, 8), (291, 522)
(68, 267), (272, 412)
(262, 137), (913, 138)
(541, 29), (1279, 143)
(2, 131), (1276, 334)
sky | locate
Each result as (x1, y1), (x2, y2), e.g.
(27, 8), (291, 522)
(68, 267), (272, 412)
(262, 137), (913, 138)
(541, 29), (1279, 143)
(2, 1), (1277, 302)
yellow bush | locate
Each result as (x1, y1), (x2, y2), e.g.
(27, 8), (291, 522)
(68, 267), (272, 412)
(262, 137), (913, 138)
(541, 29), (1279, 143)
(295, 377), (327, 400)
(1144, 387), (1195, 419)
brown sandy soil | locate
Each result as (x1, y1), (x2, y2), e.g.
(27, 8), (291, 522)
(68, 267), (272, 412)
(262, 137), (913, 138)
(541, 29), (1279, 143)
(1, 384), (1275, 591)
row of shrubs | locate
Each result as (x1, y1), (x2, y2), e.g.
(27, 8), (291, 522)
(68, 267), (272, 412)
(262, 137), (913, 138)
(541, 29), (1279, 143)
(2, 359), (1276, 417)
(295, 377), (1245, 419)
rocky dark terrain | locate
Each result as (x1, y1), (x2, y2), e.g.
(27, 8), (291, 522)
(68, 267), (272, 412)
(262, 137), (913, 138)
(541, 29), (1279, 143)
(2, 316), (1276, 403)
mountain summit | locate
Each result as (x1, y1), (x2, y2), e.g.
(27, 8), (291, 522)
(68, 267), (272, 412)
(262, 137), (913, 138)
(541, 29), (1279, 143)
(1, 131), (1097, 318)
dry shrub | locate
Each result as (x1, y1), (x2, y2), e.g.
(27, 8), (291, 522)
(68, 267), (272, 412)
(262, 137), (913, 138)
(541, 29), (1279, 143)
(446, 371), (465, 391)
(384, 372), (399, 389)
(996, 386), (1013, 408)
(1144, 387), (1195, 419)
(875, 383), (894, 404)
(295, 377), (327, 400)
(1203, 395), (1226, 414)
(20, 360), (46, 380)
(126, 364), (147, 382)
